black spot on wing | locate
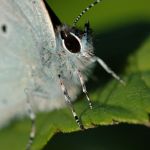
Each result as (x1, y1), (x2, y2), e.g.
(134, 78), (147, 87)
(1, 24), (7, 33)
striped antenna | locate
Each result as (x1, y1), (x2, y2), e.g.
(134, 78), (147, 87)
(73, 0), (101, 26)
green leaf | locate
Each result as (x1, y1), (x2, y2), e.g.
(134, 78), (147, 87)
(0, 0), (150, 150)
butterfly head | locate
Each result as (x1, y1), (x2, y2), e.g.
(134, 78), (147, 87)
(42, 0), (100, 77)
(56, 21), (93, 57)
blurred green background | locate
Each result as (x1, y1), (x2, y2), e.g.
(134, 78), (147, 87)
(44, 0), (150, 150)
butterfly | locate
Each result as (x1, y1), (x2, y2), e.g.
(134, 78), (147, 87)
(0, 0), (125, 149)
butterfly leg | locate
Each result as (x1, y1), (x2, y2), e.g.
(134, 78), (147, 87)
(76, 70), (93, 109)
(24, 89), (36, 150)
(95, 56), (125, 85)
(58, 74), (84, 130)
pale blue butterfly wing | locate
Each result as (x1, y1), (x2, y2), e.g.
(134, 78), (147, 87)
(0, 0), (62, 127)
(0, 0), (95, 130)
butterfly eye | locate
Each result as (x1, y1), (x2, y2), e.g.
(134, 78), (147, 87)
(61, 31), (81, 53)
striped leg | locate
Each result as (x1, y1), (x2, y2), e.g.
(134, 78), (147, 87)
(24, 89), (36, 150)
(77, 70), (93, 109)
(58, 74), (84, 130)
(95, 57), (126, 85)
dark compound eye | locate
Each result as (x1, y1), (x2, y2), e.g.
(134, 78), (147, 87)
(61, 31), (81, 53)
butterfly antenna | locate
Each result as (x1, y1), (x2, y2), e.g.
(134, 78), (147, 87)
(73, 0), (101, 26)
